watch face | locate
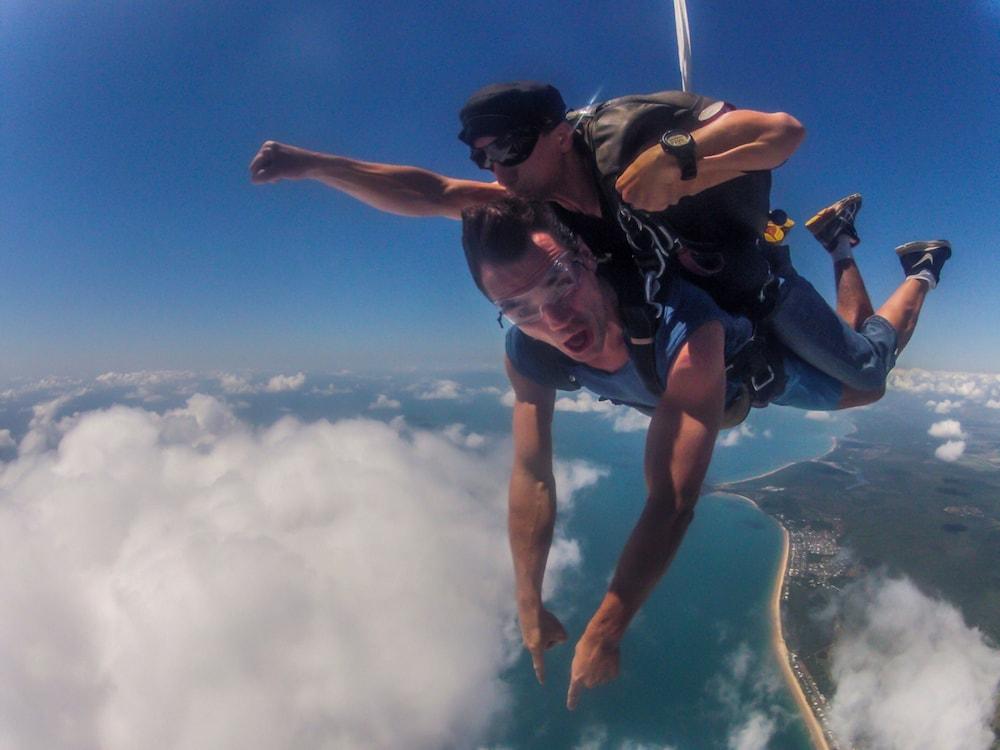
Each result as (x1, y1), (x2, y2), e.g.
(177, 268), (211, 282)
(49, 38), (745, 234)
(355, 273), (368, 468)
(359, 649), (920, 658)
(665, 132), (691, 148)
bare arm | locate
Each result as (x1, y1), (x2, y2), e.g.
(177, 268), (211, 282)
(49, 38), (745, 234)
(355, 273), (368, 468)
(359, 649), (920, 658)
(249, 140), (506, 219)
(566, 321), (726, 708)
(505, 356), (568, 684)
(615, 109), (806, 212)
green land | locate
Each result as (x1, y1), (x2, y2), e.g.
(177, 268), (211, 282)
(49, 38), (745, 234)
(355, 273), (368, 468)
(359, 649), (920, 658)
(718, 392), (1000, 749)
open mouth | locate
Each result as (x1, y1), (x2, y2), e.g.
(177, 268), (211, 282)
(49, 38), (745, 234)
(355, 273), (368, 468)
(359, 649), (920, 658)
(563, 330), (590, 354)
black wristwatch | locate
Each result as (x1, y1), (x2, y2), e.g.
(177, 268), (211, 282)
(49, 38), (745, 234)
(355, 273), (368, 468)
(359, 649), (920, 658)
(660, 130), (698, 181)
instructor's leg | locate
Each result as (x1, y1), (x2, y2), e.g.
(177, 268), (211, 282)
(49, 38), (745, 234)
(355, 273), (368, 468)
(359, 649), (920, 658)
(768, 271), (891, 393)
(833, 239), (952, 407)
(877, 240), (951, 353)
(833, 256), (874, 331)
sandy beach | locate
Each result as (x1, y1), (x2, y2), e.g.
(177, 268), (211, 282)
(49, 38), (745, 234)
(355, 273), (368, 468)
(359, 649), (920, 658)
(770, 524), (831, 750)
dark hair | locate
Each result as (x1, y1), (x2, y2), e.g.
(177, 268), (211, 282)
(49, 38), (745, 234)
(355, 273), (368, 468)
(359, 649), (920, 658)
(461, 197), (578, 297)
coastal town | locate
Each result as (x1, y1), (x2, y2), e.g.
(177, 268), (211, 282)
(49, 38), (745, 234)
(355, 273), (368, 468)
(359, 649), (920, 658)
(775, 514), (858, 750)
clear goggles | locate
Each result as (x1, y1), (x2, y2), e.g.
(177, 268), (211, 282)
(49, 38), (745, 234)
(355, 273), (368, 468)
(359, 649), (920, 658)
(493, 252), (582, 326)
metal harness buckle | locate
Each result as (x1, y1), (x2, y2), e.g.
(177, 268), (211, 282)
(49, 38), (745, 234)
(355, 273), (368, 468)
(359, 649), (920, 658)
(750, 366), (776, 393)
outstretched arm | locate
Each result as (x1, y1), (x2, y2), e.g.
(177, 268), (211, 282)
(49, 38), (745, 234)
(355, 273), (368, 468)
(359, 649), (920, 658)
(249, 140), (506, 219)
(505, 356), (568, 685)
(566, 321), (726, 709)
(616, 108), (805, 212)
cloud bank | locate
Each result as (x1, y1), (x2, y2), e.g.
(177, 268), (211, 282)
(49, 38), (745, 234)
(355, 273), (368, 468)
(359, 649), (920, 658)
(890, 368), (1000, 405)
(827, 576), (1000, 750)
(0, 396), (599, 750)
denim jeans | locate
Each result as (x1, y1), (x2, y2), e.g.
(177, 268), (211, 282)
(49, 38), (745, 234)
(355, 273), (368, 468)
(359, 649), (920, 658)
(767, 258), (898, 394)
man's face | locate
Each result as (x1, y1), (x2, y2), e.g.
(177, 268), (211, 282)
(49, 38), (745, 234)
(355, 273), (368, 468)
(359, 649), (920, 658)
(480, 231), (614, 366)
(472, 124), (567, 199)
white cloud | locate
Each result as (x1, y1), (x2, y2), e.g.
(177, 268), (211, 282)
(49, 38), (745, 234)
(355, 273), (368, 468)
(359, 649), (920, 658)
(18, 392), (87, 455)
(926, 399), (964, 414)
(217, 373), (254, 394)
(935, 440), (967, 462)
(726, 712), (776, 750)
(717, 424), (755, 447)
(91, 370), (198, 402)
(573, 726), (609, 750)
(572, 727), (676, 750)
(264, 372), (306, 393)
(311, 383), (352, 396)
(0, 375), (84, 401)
(554, 392), (614, 414)
(553, 460), (610, 513)
(986, 399), (1000, 410)
(710, 643), (783, 750)
(368, 393), (401, 411)
(611, 410), (651, 433)
(804, 410), (831, 421)
(415, 379), (463, 400)
(827, 576), (1000, 750)
(928, 419), (966, 439)
(0, 396), (602, 750)
(889, 368), (996, 402)
(96, 370), (195, 389)
(442, 423), (486, 449)
(499, 389), (516, 408)
(552, 392), (650, 433)
(0, 429), (14, 450)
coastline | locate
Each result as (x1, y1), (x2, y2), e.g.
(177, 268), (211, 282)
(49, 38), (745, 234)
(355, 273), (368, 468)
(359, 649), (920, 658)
(717, 435), (840, 489)
(770, 520), (831, 750)
(707, 420), (859, 748)
(713, 489), (832, 750)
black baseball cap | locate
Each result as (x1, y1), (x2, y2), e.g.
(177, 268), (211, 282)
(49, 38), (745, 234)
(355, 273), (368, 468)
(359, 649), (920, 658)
(458, 81), (567, 145)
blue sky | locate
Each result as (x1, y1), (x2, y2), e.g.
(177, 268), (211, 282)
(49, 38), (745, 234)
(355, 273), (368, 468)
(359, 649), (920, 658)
(3, 1), (999, 380)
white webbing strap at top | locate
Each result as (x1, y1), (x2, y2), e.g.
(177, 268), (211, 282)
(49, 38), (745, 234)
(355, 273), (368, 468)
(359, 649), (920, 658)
(673, 0), (693, 92)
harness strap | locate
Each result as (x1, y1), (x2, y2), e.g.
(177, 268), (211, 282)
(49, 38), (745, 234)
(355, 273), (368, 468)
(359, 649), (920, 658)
(724, 331), (787, 408)
(613, 207), (790, 423)
(617, 207), (676, 319)
(621, 304), (665, 397)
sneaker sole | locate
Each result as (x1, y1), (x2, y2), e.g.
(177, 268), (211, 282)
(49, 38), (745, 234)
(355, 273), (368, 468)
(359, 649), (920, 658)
(805, 193), (862, 247)
(805, 193), (862, 229)
(895, 240), (951, 257)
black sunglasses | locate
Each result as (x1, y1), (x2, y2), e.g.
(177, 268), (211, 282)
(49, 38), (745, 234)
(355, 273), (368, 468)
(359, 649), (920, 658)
(469, 126), (542, 170)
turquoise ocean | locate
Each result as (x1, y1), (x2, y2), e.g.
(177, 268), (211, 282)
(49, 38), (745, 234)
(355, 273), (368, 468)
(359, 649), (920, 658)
(457, 392), (852, 750)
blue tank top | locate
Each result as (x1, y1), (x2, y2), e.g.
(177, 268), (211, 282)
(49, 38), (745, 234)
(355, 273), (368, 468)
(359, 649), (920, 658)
(506, 277), (753, 411)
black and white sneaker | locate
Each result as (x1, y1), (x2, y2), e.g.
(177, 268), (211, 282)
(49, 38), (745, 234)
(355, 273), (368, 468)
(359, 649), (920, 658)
(805, 193), (862, 253)
(896, 240), (951, 288)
